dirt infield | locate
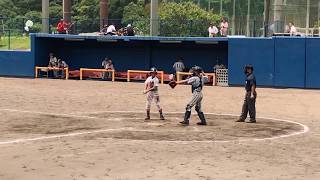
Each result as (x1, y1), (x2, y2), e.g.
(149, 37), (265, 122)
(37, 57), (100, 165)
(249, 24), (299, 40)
(0, 78), (319, 180)
(0, 111), (305, 142)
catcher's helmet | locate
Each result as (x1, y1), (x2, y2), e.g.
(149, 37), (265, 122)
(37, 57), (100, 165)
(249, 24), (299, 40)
(192, 66), (203, 74)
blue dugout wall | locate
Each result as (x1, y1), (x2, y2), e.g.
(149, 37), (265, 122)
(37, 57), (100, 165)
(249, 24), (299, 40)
(0, 50), (34, 77)
(228, 37), (320, 89)
(306, 38), (320, 88)
(1, 33), (320, 89)
(228, 38), (275, 86)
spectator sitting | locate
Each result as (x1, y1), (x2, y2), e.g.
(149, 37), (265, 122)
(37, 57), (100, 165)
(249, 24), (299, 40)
(100, 25), (108, 35)
(102, 58), (115, 80)
(57, 19), (65, 34)
(208, 23), (219, 37)
(63, 21), (73, 34)
(48, 53), (58, 78)
(58, 59), (68, 69)
(48, 53), (58, 67)
(126, 24), (135, 36)
(106, 24), (117, 36)
(57, 59), (69, 78)
(220, 17), (229, 37)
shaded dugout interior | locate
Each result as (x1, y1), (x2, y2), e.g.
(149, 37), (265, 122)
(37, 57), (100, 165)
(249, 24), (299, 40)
(32, 34), (228, 74)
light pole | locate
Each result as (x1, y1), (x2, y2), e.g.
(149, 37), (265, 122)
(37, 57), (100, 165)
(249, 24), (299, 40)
(306, 0), (310, 36)
(231, 0), (236, 35)
(246, 0), (251, 37)
(100, 0), (108, 31)
(273, 0), (283, 33)
(42, 0), (49, 33)
(150, 0), (159, 36)
(63, 0), (72, 23)
(220, 0), (223, 16)
(264, 0), (270, 37)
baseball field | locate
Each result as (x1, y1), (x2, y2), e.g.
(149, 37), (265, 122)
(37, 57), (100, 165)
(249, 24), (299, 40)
(0, 77), (319, 180)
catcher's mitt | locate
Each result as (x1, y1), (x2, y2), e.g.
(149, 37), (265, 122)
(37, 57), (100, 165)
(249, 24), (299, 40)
(168, 81), (177, 89)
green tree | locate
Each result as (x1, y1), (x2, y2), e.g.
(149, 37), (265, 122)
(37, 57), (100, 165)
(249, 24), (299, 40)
(122, 1), (150, 35)
(160, 2), (221, 36)
(73, 0), (100, 33)
(123, 1), (221, 36)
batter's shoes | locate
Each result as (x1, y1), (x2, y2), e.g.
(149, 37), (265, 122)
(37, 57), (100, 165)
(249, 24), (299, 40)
(160, 114), (165, 120)
(236, 119), (245, 122)
(145, 116), (150, 120)
(179, 121), (189, 126)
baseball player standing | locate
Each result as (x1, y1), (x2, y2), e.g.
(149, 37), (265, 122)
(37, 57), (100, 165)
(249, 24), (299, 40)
(143, 68), (165, 120)
(236, 65), (257, 123)
(176, 66), (208, 126)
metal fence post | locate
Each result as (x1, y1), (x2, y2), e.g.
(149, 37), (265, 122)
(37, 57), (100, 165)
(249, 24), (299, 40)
(8, 30), (11, 50)
(252, 20), (256, 37)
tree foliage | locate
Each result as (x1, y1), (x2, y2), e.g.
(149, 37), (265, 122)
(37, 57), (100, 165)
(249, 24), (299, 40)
(160, 2), (221, 36)
(123, 1), (221, 36)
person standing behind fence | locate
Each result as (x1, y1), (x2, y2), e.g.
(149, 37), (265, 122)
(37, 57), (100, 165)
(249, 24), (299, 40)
(208, 23), (219, 37)
(57, 19), (65, 34)
(126, 24), (135, 36)
(220, 18), (229, 37)
(288, 22), (297, 36)
(236, 65), (257, 123)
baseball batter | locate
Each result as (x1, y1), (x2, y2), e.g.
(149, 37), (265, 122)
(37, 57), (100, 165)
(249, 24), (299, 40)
(176, 66), (208, 126)
(143, 68), (165, 120)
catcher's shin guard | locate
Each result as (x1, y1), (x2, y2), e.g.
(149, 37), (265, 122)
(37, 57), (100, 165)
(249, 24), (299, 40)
(196, 112), (207, 125)
(180, 111), (191, 125)
(159, 109), (165, 120)
(145, 110), (150, 120)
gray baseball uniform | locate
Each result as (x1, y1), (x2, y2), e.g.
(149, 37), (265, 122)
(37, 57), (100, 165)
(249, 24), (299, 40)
(186, 75), (209, 112)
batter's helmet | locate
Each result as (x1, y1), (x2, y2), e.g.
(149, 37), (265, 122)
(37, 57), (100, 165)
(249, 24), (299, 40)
(150, 67), (157, 73)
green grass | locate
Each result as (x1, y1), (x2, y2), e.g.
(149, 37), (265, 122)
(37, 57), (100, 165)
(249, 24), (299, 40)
(0, 36), (30, 50)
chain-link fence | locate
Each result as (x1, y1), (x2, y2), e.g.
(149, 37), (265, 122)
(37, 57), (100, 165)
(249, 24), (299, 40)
(1, 0), (320, 50)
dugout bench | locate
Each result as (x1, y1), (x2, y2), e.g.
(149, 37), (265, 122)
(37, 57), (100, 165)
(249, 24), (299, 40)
(35, 66), (69, 80)
(79, 68), (115, 81)
(127, 70), (165, 84)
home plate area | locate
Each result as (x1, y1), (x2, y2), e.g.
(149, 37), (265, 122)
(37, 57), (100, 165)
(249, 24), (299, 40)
(0, 110), (305, 143)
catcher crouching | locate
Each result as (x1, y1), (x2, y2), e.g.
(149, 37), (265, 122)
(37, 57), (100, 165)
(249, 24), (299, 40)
(172, 66), (209, 126)
(143, 67), (165, 120)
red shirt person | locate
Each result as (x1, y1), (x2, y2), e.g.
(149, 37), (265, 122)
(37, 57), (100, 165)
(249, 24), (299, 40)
(57, 19), (65, 34)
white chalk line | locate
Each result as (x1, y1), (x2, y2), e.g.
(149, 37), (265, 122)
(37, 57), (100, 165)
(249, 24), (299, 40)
(0, 108), (140, 121)
(0, 108), (310, 145)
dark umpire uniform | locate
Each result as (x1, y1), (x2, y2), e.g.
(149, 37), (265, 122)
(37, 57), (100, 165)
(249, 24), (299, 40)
(237, 65), (257, 123)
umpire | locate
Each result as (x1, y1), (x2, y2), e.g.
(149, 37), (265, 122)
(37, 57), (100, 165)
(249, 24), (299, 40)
(236, 65), (257, 123)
